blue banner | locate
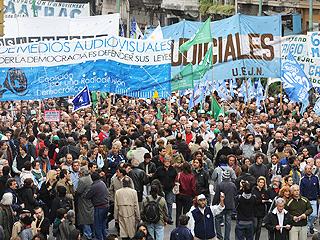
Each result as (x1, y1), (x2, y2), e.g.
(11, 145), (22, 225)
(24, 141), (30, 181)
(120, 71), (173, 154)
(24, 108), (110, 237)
(281, 52), (311, 111)
(0, 36), (172, 100)
(162, 14), (281, 81)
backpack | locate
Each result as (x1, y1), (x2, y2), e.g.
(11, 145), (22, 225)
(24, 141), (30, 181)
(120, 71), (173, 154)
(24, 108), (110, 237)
(143, 196), (161, 223)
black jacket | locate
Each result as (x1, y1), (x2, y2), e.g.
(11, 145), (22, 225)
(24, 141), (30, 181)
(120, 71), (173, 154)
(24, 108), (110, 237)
(252, 186), (268, 217)
(19, 186), (37, 212)
(153, 166), (177, 192)
(235, 173), (256, 190)
(193, 168), (210, 195)
(213, 179), (237, 210)
(128, 167), (148, 201)
(264, 210), (292, 240)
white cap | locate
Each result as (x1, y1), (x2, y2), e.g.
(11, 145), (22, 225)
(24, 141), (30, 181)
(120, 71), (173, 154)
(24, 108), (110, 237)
(197, 194), (206, 201)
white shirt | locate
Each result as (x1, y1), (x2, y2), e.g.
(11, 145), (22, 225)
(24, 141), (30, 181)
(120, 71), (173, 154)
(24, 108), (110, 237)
(272, 208), (288, 232)
(187, 204), (225, 236)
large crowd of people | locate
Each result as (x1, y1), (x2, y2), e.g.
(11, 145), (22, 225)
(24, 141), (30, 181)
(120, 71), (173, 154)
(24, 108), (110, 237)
(0, 94), (320, 240)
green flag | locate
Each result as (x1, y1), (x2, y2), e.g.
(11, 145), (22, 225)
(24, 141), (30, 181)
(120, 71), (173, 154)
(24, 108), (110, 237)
(193, 45), (213, 80)
(179, 18), (212, 52)
(211, 97), (223, 120)
(156, 107), (162, 120)
(32, 0), (38, 17)
(171, 64), (194, 91)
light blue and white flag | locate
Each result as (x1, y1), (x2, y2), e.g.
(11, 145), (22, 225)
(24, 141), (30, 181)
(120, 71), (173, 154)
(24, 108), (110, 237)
(255, 79), (265, 108)
(281, 52), (311, 113)
(314, 98), (320, 116)
(215, 80), (229, 100)
(189, 83), (206, 109)
(72, 86), (91, 112)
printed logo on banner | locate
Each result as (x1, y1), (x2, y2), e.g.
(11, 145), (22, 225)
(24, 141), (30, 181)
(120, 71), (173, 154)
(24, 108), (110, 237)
(162, 14), (282, 80)
(0, 68), (28, 97)
(0, 36), (172, 100)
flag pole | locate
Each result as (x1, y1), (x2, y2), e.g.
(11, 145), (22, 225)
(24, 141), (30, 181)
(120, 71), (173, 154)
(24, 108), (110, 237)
(280, 82), (283, 113)
(245, 77), (249, 107)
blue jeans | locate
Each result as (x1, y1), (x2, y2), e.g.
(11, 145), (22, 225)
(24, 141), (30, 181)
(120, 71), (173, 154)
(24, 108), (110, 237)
(81, 224), (93, 239)
(94, 207), (108, 240)
(164, 190), (175, 221)
(308, 200), (318, 230)
(147, 223), (164, 240)
(235, 222), (254, 240)
(215, 209), (232, 240)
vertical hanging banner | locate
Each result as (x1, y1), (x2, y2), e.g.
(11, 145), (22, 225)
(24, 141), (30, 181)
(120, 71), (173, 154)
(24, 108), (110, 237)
(4, 0), (90, 18)
(0, 36), (172, 100)
(308, 32), (320, 58)
(3, 14), (120, 39)
(282, 34), (320, 87)
(162, 14), (282, 80)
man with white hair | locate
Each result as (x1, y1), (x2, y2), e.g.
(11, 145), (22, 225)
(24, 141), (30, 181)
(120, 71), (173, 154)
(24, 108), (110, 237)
(0, 192), (14, 239)
(285, 184), (312, 240)
(265, 197), (292, 240)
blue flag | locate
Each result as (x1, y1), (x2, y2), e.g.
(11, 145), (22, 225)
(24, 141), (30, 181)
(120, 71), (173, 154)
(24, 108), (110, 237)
(120, 19), (125, 37)
(255, 79), (265, 108)
(314, 98), (320, 116)
(281, 52), (311, 113)
(72, 86), (91, 112)
(215, 80), (229, 100)
(189, 83), (206, 109)
(130, 17), (137, 39)
(240, 81), (248, 103)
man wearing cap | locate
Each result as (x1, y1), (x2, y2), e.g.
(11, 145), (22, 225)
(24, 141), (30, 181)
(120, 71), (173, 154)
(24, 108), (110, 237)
(187, 193), (225, 240)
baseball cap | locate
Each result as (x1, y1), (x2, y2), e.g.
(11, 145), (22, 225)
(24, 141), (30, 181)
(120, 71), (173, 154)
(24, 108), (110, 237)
(197, 194), (206, 201)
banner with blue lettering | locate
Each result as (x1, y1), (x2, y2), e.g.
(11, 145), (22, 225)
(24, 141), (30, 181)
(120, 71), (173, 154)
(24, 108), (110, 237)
(0, 36), (172, 101)
(5, 0), (90, 18)
(162, 14), (281, 80)
(308, 32), (320, 59)
(282, 35), (320, 87)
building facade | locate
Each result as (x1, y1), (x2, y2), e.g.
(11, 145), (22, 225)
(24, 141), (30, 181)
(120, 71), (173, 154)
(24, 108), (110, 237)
(237, 0), (320, 32)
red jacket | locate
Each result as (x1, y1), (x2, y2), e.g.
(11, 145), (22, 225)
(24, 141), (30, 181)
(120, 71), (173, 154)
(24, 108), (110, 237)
(176, 172), (196, 197)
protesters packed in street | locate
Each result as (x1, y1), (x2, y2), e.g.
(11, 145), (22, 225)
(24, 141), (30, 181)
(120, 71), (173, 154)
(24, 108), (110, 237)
(0, 93), (320, 240)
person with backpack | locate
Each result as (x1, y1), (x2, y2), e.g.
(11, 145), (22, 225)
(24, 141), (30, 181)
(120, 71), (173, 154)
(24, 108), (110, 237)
(141, 184), (168, 240)
(114, 176), (140, 240)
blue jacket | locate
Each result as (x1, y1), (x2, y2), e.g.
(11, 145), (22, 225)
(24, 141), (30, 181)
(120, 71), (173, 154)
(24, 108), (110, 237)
(300, 174), (320, 201)
(191, 207), (216, 239)
(170, 226), (193, 240)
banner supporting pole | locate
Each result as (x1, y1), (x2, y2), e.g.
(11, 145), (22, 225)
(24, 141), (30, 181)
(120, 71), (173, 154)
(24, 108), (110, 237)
(258, 0), (262, 16)
(309, 0), (313, 31)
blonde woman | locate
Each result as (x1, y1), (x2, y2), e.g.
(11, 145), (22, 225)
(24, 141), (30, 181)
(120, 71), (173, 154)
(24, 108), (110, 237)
(38, 170), (58, 216)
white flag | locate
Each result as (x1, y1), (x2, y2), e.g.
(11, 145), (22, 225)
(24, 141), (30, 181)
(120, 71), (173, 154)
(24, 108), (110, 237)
(147, 25), (163, 41)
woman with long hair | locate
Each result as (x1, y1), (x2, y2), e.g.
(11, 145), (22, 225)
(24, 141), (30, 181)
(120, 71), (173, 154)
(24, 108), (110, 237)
(38, 170), (58, 217)
(136, 223), (154, 240)
(252, 176), (269, 240)
(175, 161), (196, 227)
